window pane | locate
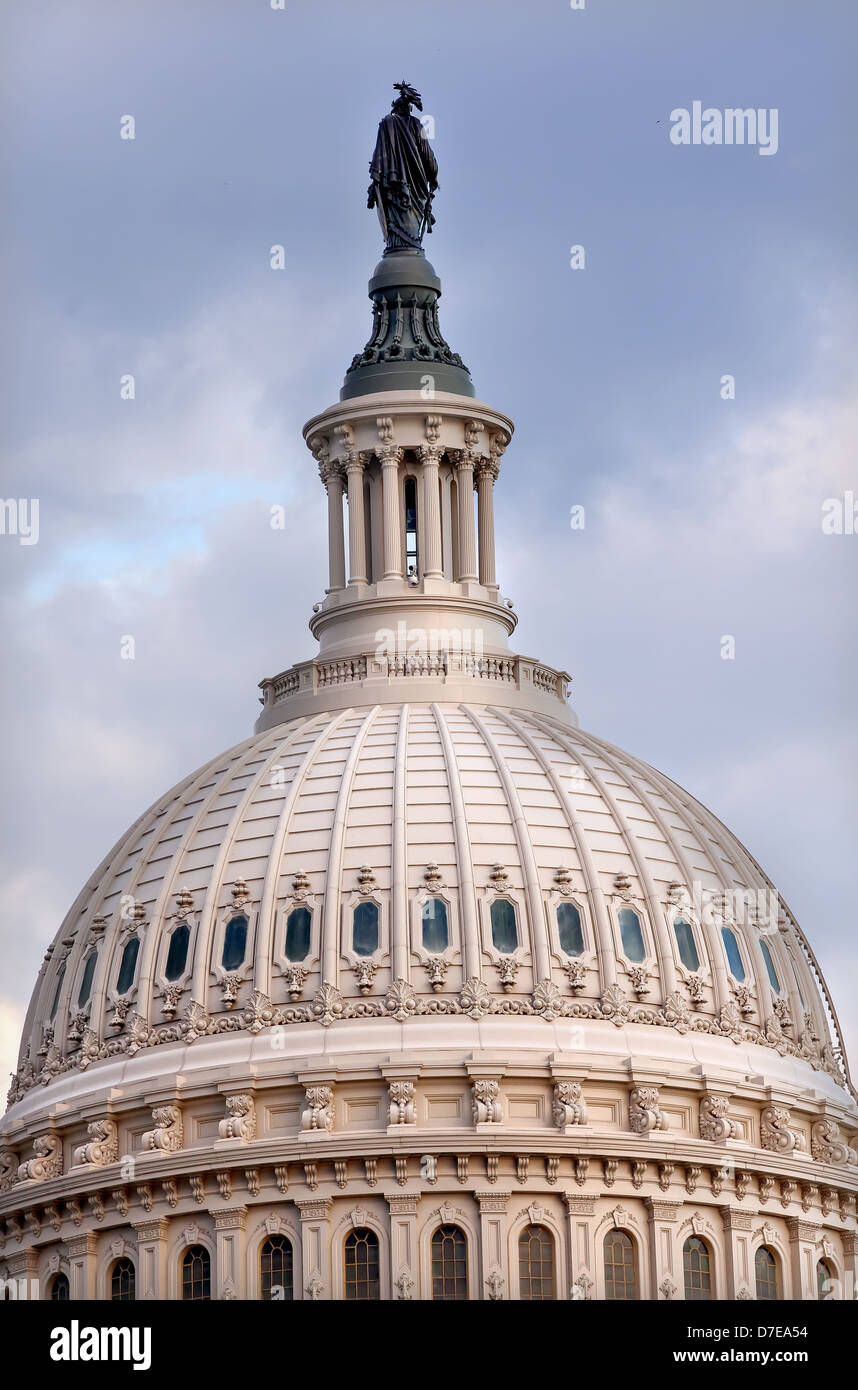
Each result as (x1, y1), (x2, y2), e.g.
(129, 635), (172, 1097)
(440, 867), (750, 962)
(755, 1247), (780, 1301)
(285, 907), (311, 962)
(221, 915), (248, 971)
(557, 901), (584, 956)
(673, 918), (700, 972)
(116, 937), (140, 995)
(422, 898), (449, 953)
(618, 908), (645, 964)
(604, 1229), (637, 1300)
(353, 901), (379, 956)
(683, 1237), (712, 1301)
(77, 952), (98, 1008)
(344, 1228), (380, 1301)
(261, 1236), (293, 1301)
(165, 923), (190, 981)
(431, 1225), (468, 1300)
(50, 1273), (69, 1301)
(181, 1245), (211, 1301)
(110, 1257), (136, 1302)
(759, 938), (781, 993)
(519, 1225), (555, 1300)
(721, 926), (745, 981)
(490, 899), (517, 953)
(817, 1260), (832, 1300)
(49, 966), (65, 1020)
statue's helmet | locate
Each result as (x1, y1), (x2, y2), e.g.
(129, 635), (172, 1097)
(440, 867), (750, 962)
(393, 80), (422, 112)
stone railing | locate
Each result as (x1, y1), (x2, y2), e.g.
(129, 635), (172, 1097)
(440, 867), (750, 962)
(259, 652), (571, 710)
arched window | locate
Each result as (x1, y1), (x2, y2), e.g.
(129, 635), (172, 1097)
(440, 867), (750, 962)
(721, 925), (745, 981)
(673, 918), (700, 972)
(431, 1225), (468, 1300)
(181, 1245), (211, 1301)
(557, 901), (584, 956)
(618, 907), (645, 964)
(165, 923), (190, 982)
(816, 1258), (834, 1300)
(421, 898), (449, 953)
(518, 1225), (555, 1300)
(110, 1257), (136, 1302)
(404, 476), (419, 579)
(352, 901), (379, 956)
(77, 951), (98, 1008)
(221, 915), (248, 971)
(49, 966), (66, 1020)
(49, 1272), (69, 1301)
(116, 937), (140, 995)
(682, 1236), (712, 1300)
(260, 1236), (293, 1301)
(603, 1229), (637, 1300)
(344, 1228), (380, 1301)
(285, 907), (311, 962)
(758, 938), (781, 993)
(754, 1246), (780, 1300)
(490, 899), (518, 953)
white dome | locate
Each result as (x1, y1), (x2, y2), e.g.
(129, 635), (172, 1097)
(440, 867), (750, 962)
(8, 700), (849, 1108)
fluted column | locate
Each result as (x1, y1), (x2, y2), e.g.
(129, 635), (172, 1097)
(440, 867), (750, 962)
(324, 466), (346, 591)
(345, 454), (367, 586)
(417, 415), (444, 579)
(380, 447), (404, 578)
(297, 1197), (332, 1301)
(133, 1217), (169, 1300)
(475, 459), (499, 590)
(476, 1190), (510, 1300)
(214, 1206), (248, 1300)
(386, 1192), (419, 1300)
(454, 454), (478, 582)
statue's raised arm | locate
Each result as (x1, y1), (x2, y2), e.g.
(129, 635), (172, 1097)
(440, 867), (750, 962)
(367, 81), (438, 254)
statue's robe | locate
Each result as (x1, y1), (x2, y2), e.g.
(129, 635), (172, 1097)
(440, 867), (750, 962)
(368, 110), (438, 252)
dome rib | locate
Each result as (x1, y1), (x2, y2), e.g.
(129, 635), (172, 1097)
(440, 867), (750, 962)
(431, 703), (480, 978)
(322, 706), (381, 984)
(391, 704), (410, 981)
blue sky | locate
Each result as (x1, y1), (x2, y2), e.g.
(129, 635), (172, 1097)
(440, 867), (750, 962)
(1, 0), (856, 1087)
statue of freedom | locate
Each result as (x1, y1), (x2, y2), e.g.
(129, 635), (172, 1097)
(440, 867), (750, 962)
(367, 82), (438, 253)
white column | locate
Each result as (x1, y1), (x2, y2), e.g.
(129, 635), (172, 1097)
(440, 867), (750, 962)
(324, 467), (346, 591)
(345, 455), (367, 586)
(454, 455), (478, 582)
(133, 1217), (169, 1301)
(67, 1230), (97, 1299)
(417, 445), (443, 578)
(380, 447), (404, 579)
(563, 1193), (595, 1300)
(297, 1197), (332, 1301)
(720, 1207), (754, 1297)
(476, 1191), (510, 1300)
(475, 459), (498, 590)
(214, 1206), (248, 1300)
(386, 1192), (419, 1299)
(645, 1197), (680, 1300)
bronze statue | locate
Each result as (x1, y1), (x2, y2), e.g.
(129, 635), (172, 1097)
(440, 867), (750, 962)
(368, 82), (438, 253)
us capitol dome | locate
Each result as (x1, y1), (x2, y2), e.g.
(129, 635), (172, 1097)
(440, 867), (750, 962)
(2, 86), (856, 1304)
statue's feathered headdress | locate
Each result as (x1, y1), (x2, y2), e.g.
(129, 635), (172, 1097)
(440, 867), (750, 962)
(393, 81), (422, 112)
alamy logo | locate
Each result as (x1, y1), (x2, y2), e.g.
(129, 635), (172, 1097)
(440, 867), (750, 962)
(50, 1321), (151, 1372)
(670, 102), (778, 156)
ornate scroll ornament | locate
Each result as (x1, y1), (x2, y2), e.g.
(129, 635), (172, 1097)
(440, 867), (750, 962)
(685, 974), (706, 1007)
(658, 1162), (674, 1192)
(760, 1105), (805, 1154)
(244, 989), (276, 1033)
(376, 415), (395, 446)
(312, 982), (345, 1028)
(553, 1080), (587, 1128)
(17, 1133), (62, 1183)
(495, 956), (520, 992)
(699, 1092), (738, 1142)
(423, 956), (448, 992)
(160, 982), (185, 1019)
(394, 1267), (415, 1300)
(141, 1104), (184, 1153)
(218, 1094), (257, 1143)
(388, 1080), (417, 1126)
(425, 414), (443, 445)
(563, 958), (587, 992)
(629, 1086), (668, 1135)
(0, 1150), (18, 1192)
(811, 1118), (858, 1166)
(460, 977), (493, 1020)
(472, 1079), (503, 1125)
(305, 1271), (323, 1302)
(352, 959), (378, 995)
(386, 978), (417, 1022)
(282, 966), (308, 1000)
(73, 1117), (119, 1167)
(301, 1085), (335, 1133)
(219, 973), (245, 1009)
(772, 995), (793, 1032)
(626, 964), (650, 997)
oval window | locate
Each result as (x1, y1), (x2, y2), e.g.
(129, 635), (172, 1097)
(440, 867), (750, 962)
(490, 899), (518, 953)
(285, 906), (311, 962)
(673, 918), (700, 972)
(221, 915), (248, 971)
(116, 936), (140, 995)
(721, 925), (745, 981)
(353, 901), (379, 956)
(165, 923), (190, 981)
(556, 901), (584, 956)
(77, 951), (98, 1008)
(422, 898), (449, 953)
(758, 937), (781, 993)
(618, 907), (645, 964)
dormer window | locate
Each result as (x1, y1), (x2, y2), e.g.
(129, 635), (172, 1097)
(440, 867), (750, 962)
(673, 917), (700, 972)
(285, 907), (311, 962)
(353, 901), (379, 956)
(116, 936), (140, 995)
(618, 907), (645, 963)
(556, 901), (584, 956)
(165, 923), (190, 981)
(490, 898), (518, 953)
(77, 951), (98, 1008)
(221, 915), (248, 971)
(758, 937), (781, 993)
(721, 925), (745, 981)
(422, 898), (449, 953)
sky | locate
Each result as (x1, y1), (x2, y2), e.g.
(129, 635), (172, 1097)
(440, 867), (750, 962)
(0, 0), (856, 1093)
